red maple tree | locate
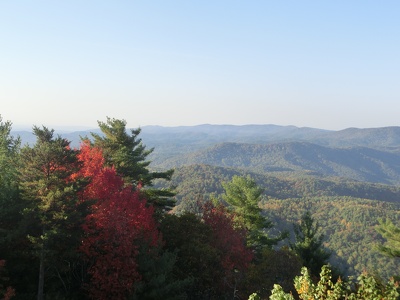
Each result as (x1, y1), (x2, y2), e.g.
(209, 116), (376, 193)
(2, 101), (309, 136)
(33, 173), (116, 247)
(201, 202), (253, 287)
(75, 142), (160, 299)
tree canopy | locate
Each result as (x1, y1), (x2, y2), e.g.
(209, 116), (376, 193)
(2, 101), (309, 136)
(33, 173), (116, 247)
(19, 126), (84, 300)
(91, 117), (175, 211)
(222, 175), (286, 250)
(75, 142), (160, 300)
(376, 218), (400, 258)
(290, 211), (331, 277)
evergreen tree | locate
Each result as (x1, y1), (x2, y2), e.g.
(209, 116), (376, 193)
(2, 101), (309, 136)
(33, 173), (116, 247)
(91, 117), (175, 211)
(131, 246), (189, 300)
(242, 248), (302, 299)
(160, 213), (223, 299)
(376, 218), (400, 258)
(0, 118), (39, 299)
(19, 126), (85, 300)
(290, 211), (331, 277)
(222, 175), (286, 250)
(0, 116), (19, 300)
(0, 116), (21, 237)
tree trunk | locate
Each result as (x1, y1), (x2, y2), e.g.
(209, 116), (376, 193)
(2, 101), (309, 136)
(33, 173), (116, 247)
(37, 238), (45, 300)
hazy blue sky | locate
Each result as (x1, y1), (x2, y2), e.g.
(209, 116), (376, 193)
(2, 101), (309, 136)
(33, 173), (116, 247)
(1, 1), (399, 130)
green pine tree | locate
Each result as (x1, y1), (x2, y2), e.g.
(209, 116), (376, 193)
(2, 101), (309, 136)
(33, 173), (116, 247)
(0, 116), (21, 298)
(376, 218), (400, 258)
(131, 245), (189, 300)
(0, 116), (21, 239)
(222, 175), (286, 251)
(91, 117), (175, 211)
(290, 211), (331, 277)
(19, 126), (85, 300)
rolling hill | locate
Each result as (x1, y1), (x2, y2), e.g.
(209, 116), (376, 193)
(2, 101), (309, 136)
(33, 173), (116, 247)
(156, 142), (400, 185)
(164, 164), (400, 279)
(12, 124), (400, 185)
(13, 124), (400, 152)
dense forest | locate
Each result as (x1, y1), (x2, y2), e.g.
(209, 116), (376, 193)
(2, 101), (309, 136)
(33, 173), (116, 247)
(164, 164), (400, 280)
(2, 116), (400, 299)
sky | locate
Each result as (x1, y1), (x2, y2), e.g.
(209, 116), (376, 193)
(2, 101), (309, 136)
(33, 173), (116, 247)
(1, 1), (400, 131)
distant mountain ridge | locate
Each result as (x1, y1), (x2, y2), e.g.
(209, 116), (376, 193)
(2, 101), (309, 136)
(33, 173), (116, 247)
(12, 124), (400, 185)
(315, 126), (400, 150)
(141, 124), (400, 152)
(13, 124), (400, 150)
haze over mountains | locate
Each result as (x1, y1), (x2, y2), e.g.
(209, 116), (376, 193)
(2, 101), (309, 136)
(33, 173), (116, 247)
(13, 124), (400, 185)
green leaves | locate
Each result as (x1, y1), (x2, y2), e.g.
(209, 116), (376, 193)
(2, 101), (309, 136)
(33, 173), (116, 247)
(290, 211), (331, 277)
(92, 117), (152, 185)
(0, 117), (21, 227)
(376, 218), (400, 258)
(18, 126), (85, 299)
(269, 265), (400, 300)
(91, 117), (175, 211)
(222, 175), (285, 250)
(269, 285), (295, 300)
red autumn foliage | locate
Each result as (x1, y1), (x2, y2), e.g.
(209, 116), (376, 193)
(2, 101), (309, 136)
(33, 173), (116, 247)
(201, 202), (253, 273)
(75, 142), (160, 300)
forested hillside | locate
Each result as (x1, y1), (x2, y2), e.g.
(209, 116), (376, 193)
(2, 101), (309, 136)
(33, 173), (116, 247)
(164, 164), (400, 280)
(262, 197), (400, 280)
(5, 119), (400, 299)
(168, 164), (400, 206)
(158, 142), (400, 185)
